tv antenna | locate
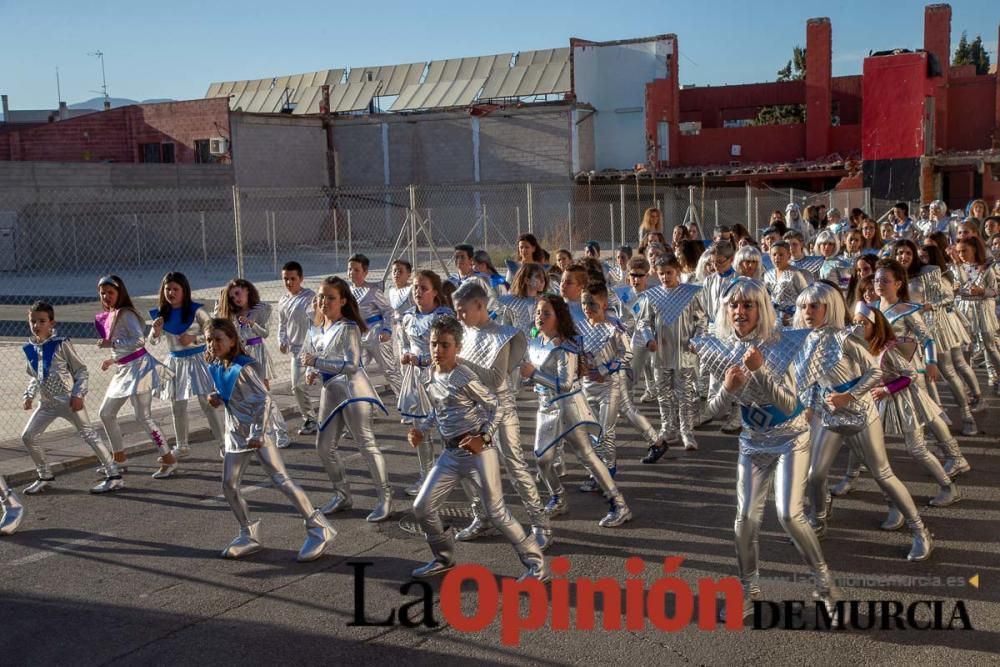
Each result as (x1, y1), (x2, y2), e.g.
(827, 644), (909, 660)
(88, 50), (110, 108)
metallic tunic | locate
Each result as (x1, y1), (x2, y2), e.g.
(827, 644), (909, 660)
(955, 263), (1000, 336)
(876, 342), (944, 434)
(304, 319), (386, 431)
(213, 358), (275, 453)
(103, 309), (161, 398)
(527, 336), (601, 456)
(458, 321), (525, 413)
(634, 283), (705, 370)
(415, 364), (498, 443)
(351, 282), (394, 342)
(872, 301), (937, 366)
(386, 285), (414, 328)
(907, 265), (967, 350)
(795, 327), (882, 430)
(496, 294), (537, 336)
(764, 268), (812, 319)
(150, 306), (214, 400)
(23, 336), (89, 401)
(397, 306), (454, 418)
(277, 287), (316, 350)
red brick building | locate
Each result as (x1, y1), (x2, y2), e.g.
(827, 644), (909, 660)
(0, 98), (231, 164)
(644, 4), (1000, 206)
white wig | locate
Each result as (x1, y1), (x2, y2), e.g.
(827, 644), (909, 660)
(814, 228), (841, 257)
(793, 281), (847, 329)
(733, 245), (764, 279)
(715, 277), (776, 341)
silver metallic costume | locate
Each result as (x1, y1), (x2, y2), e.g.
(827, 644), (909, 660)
(695, 327), (837, 612)
(351, 281), (400, 396)
(955, 262), (1000, 385)
(210, 355), (336, 561)
(578, 317), (630, 472)
(497, 294), (538, 336)
(97, 309), (169, 458)
(819, 257), (852, 292)
(449, 272), (499, 314)
(455, 321), (551, 549)
(526, 335), (631, 527)
(790, 255), (825, 278)
(0, 476), (25, 535)
(397, 305), (454, 492)
(278, 287), (318, 426)
(149, 304), (225, 454)
(304, 319), (392, 522)
(794, 327), (931, 560)
(635, 283), (705, 448)
(21, 335), (122, 493)
(764, 268), (812, 324)
(386, 284), (414, 396)
(411, 364), (547, 580)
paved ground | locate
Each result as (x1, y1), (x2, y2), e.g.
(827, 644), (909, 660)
(1, 381), (998, 665)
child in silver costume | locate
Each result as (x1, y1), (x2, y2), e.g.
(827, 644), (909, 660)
(955, 237), (1000, 395)
(96, 275), (174, 478)
(792, 285), (931, 562)
(206, 318), (336, 562)
(636, 255), (705, 457)
(694, 277), (838, 623)
(451, 281), (552, 551)
(498, 262), (548, 337)
(278, 261), (318, 435)
(21, 301), (122, 495)
(386, 259), (414, 397)
(764, 240), (812, 326)
(398, 269), (455, 496)
(521, 294), (631, 528)
(407, 316), (547, 582)
(302, 277), (391, 523)
(215, 278), (291, 448)
(0, 476), (25, 535)
(347, 253), (399, 397)
(149, 272), (225, 460)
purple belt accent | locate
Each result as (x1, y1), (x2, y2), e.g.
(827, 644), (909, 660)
(116, 348), (148, 365)
(245, 337), (264, 346)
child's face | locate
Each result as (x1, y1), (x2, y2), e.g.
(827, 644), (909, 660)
(846, 234), (862, 252)
(99, 285), (119, 311)
(318, 284), (346, 320)
(770, 246), (790, 269)
(957, 243), (974, 264)
(818, 241), (836, 258)
(209, 329), (236, 359)
(412, 276), (438, 311)
(391, 263), (411, 288)
(526, 270), (546, 295)
(787, 239), (804, 258)
(616, 251), (629, 269)
(535, 299), (557, 336)
(282, 270), (303, 294)
(163, 281), (184, 307)
(727, 298), (760, 337)
(518, 240), (535, 262)
(559, 273), (581, 300)
(852, 315), (874, 340)
(348, 261), (367, 285)
(581, 292), (606, 321)
(956, 226), (973, 241)
(430, 331), (459, 368)
(656, 265), (680, 287)
(454, 298), (486, 326)
(737, 259), (759, 278)
(229, 286), (249, 309)
(893, 246), (914, 269)
(556, 253), (572, 271)
(628, 267), (648, 291)
(873, 269), (900, 299)
(453, 250), (474, 275)
(862, 223), (876, 239)
(862, 283), (878, 303)
(800, 302), (828, 329)
(29, 310), (55, 340)
(990, 237), (1000, 256)
(856, 259), (873, 279)
(714, 254), (733, 274)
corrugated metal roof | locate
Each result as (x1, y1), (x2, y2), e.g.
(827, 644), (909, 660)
(424, 54), (511, 83)
(292, 81), (382, 114)
(206, 69), (345, 100)
(390, 77), (486, 111)
(347, 63), (424, 96)
(515, 48), (570, 66)
(480, 61), (571, 98)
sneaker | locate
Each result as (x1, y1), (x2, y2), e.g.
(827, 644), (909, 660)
(960, 416), (978, 436)
(969, 394), (986, 413)
(578, 477), (600, 493)
(152, 461), (179, 479)
(24, 478), (54, 494)
(91, 477), (124, 494)
(297, 419), (318, 436)
(543, 495), (568, 517)
(599, 499), (632, 528)
(641, 443), (667, 464)
(681, 433), (699, 451)
(173, 445), (191, 459)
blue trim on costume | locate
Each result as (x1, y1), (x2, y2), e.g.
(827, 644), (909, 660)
(740, 402), (804, 429)
(170, 345), (206, 358)
(831, 376), (862, 393)
(319, 396), (389, 431)
(208, 354), (255, 404)
(150, 303), (202, 336)
(533, 420), (603, 457)
(23, 337), (65, 380)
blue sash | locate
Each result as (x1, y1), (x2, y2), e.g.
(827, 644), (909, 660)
(150, 303), (202, 336)
(831, 376), (862, 393)
(365, 314), (383, 326)
(171, 345), (207, 358)
(740, 402), (804, 430)
(208, 354), (255, 404)
(23, 337), (65, 381)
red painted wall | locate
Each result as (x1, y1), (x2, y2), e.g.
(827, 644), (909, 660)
(677, 123), (805, 165)
(0, 98), (230, 163)
(861, 52), (933, 161)
(946, 76), (996, 151)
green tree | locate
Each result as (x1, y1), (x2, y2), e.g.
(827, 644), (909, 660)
(953, 31), (991, 75)
(755, 45), (807, 126)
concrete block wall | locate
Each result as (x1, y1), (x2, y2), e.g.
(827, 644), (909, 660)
(230, 113), (329, 188)
(479, 111), (573, 182)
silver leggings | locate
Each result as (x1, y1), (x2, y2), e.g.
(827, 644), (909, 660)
(289, 349), (317, 422)
(464, 407), (547, 526)
(170, 395), (225, 448)
(654, 367), (698, 440)
(807, 421), (920, 524)
(22, 400), (115, 476)
(414, 446), (526, 544)
(222, 447), (314, 527)
(362, 338), (401, 396)
(584, 377), (621, 468)
(315, 392), (387, 495)
(934, 348), (972, 415)
(842, 417), (955, 487)
(616, 373), (657, 443)
(950, 347), (981, 398)
(537, 428), (618, 499)
(735, 433), (830, 594)
(99, 392), (168, 456)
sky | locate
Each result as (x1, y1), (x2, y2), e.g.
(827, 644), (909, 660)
(1, 0), (997, 110)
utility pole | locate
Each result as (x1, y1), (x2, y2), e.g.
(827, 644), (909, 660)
(88, 50), (110, 109)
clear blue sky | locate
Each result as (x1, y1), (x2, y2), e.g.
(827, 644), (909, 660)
(2, 0), (997, 109)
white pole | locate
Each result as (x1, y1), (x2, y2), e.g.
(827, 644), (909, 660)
(714, 200), (719, 227)
(526, 183), (534, 234)
(200, 211), (208, 268)
(619, 184), (626, 245)
(333, 208), (339, 266)
(609, 203), (615, 250)
(516, 206), (521, 240)
(567, 201), (573, 248)
(347, 209), (353, 257)
(271, 211), (278, 274)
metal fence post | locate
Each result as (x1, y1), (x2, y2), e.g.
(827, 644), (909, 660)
(333, 208), (339, 266)
(271, 211), (278, 275)
(200, 211), (208, 269)
(609, 203), (615, 249)
(789, 188), (794, 205)
(408, 184), (418, 267)
(516, 206), (521, 239)
(482, 204), (488, 249)
(714, 200), (719, 227)
(133, 213), (141, 267)
(567, 201), (573, 248)
(619, 184), (626, 244)
(232, 185), (245, 279)
(347, 209), (353, 258)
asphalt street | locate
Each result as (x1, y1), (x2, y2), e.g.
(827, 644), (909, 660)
(1, 387), (998, 665)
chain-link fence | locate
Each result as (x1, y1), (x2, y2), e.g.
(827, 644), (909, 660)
(0, 179), (876, 446)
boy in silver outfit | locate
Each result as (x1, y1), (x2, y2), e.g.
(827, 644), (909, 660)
(407, 316), (547, 582)
(0, 476), (25, 535)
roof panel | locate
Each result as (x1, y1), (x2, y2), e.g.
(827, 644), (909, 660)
(391, 77), (485, 110)
(292, 87), (321, 115)
(205, 82), (225, 98)
(514, 65), (545, 96)
(516, 47), (570, 66)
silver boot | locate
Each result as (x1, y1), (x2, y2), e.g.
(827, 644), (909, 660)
(543, 494), (568, 517)
(412, 533), (456, 578)
(90, 476), (125, 494)
(812, 568), (842, 628)
(515, 534), (550, 583)
(366, 485), (393, 523)
(906, 520), (933, 562)
(880, 502), (905, 530)
(24, 465), (55, 495)
(456, 516), (494, 542)
(599, 493), (632, 528)
(829, 475), (857, 497)
(718, 584), (760, 624)
(298, 510), (337, 562)
(532, 523), (554, 552)
(0, 479), (25, 536)
(221, 520), (263, 559)
(943, 457), (971, 478)
(929, 483), (961, 507)
(320, 490), (353, 515)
